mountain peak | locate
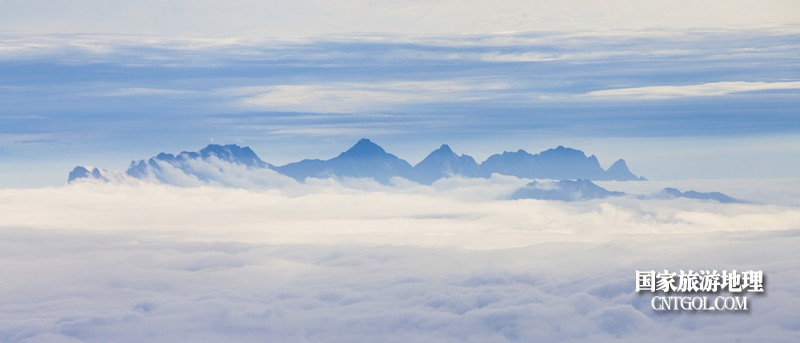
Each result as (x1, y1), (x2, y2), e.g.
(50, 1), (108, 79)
(342, 138), (387, 157)
(430, 144), (455, 156)
(605, 159), (645, 181)
(68, 165), (124, 183)
(68, 166), (100, 182)
(541, 145), (586, 158)
(414, 144), (483, 184)
(610, 159), (628, 169)
(325, 139), (413, 183)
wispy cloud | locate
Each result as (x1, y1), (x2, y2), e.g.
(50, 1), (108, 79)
(2, 30), (800, 185)
(1, 0), (798, 37)
(100, 87), (200, 97)
(229, 81), (511, 112)
(587, 81), (800, 99)
(475, 49), (698, 62)
(267, 127), (407, 136)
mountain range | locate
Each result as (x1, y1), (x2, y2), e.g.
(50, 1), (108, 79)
(68, 139), (645, 185)
(65, 140), (744, 203)
(651, 187), (740, 203)
(510, 181), (740, 203)
(511, 179), (625, 201)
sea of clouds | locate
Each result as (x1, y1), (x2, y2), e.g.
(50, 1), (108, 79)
(1, 178), (799, 342)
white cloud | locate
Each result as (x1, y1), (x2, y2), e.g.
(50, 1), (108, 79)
(587, 81), (800, 99)
(475, 49), (698, 63)
(0, 180), (798, 341)
(3, 179), (800, 246)
(229, 81), (511, 112)
(266, 127), (407, 137)
(0, 0), (798, 37)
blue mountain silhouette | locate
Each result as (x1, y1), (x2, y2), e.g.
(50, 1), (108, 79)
(275, 139), (414, 183)
(125, 144), (270, 182)
(656, 187), (739, 203)
(68, 166), (107, 182)
(69, 139), (645, 185)
(482, 146), (643, 181)
(511, 179), (625, 201)
(413, 144), (484, 184)
(605, 159), (644, 181)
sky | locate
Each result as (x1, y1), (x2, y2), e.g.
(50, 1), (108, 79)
(1, 2), (799, 341)
(0, 1), (799, 186)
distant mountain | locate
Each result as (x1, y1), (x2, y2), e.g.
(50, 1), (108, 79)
(125, 144), (272, 183)
(68, 139), (646, 186)
(69, 144), (278, 186)
(413, 144), (484, 184)
(65, 141), (748, 204)
(67, 166), (126, 183)
(275, 139), (414, 184)
(68, 166), (108, 183)
(605, 159), (646, 181)
(655, 187), (739, 203)
(479, 149), (536, 178)
(127, 144), (268, 178)
(273, 158), (329, 182)
(481, 146), (643, 181)
(68, 166), (105, 182)
(511, 179), (625, 201)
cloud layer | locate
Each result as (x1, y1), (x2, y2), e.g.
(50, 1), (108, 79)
(2, 29), (799, 185)
(587, 81), (800, 99)
(1, 0), (798, 37)
(0, 180), (799, 341)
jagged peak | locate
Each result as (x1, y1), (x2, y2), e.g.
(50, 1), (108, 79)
(200, 143), (255, 155)
(126, 144), (268, 172)
(605, 158), (645, 181)
(540, 145), (587, 158)
(70, 140), (648, 185)
(197, 144), (265, 167)
(498, 149), (529, 156)
(68, 165), (107, 183)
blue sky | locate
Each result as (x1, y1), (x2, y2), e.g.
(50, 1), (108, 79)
(0, 1), (799, 186)
(1, 3), (800, 340)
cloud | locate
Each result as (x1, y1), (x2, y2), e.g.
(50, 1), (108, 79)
(2, 30), (800, 187)
(475, 49), (698, 63)
(266, 127), (407, 137)
(0, 0), (798, 37)
(0, 180), (798, 341)
(587, 81), (800, 99)
(229, 81), (511, 112)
